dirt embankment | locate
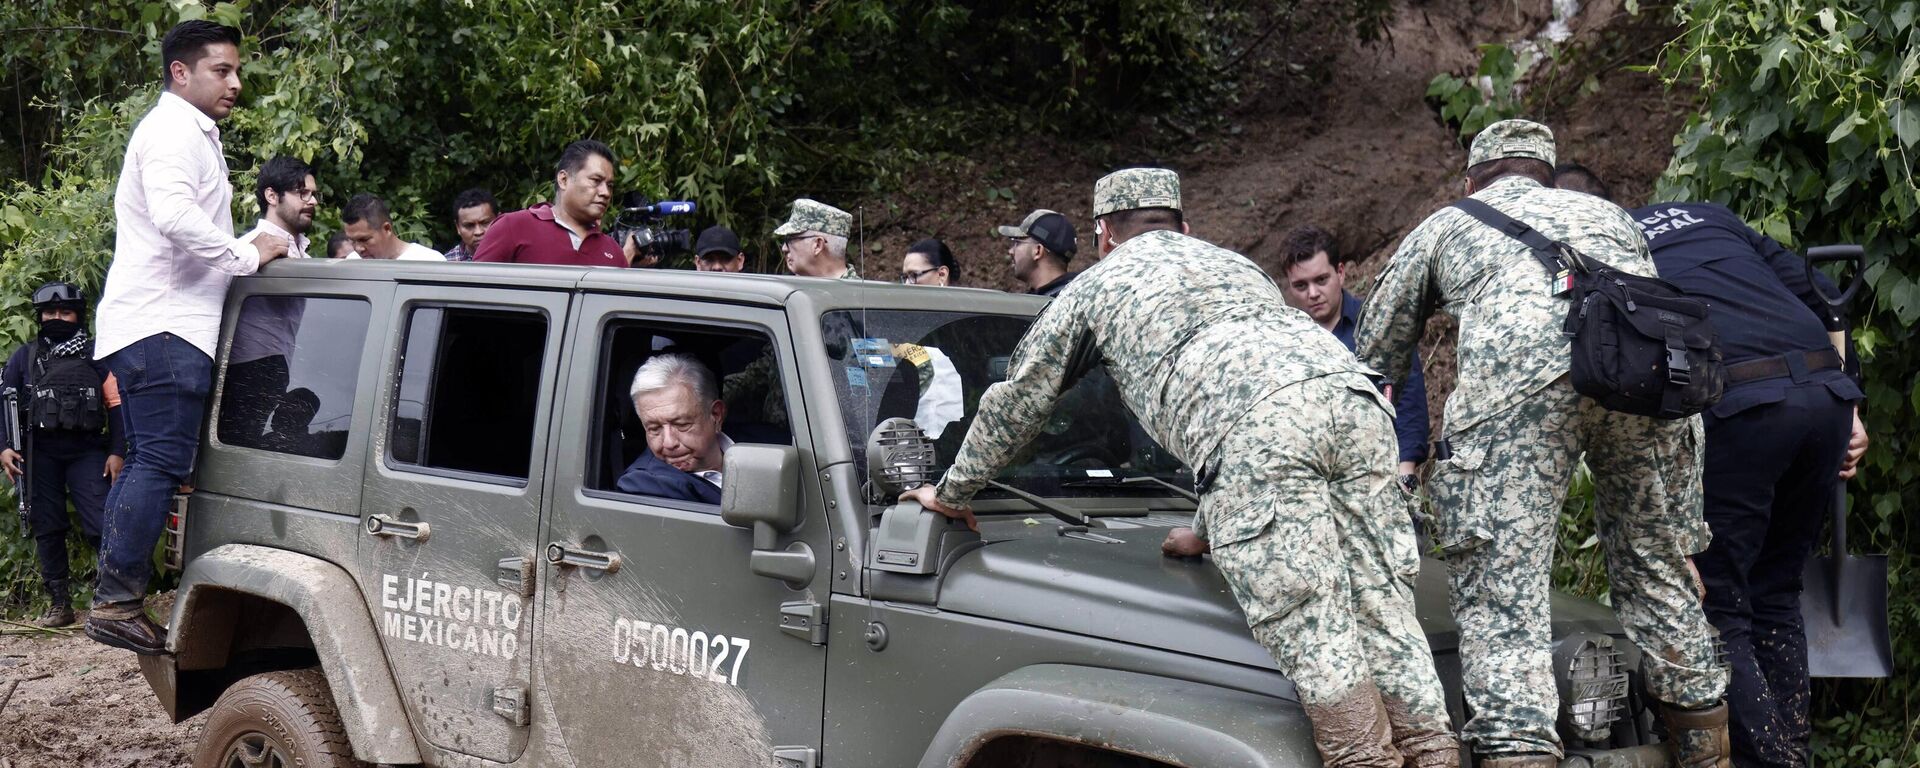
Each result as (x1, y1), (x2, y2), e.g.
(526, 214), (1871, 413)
(850, 0), (1692, 409)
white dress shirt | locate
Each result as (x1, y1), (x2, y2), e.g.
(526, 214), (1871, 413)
(692, 434), (737, 489)
(345, 242), (444, 260)
(97, 91), (260, 360)
(230, 219), (310, 364)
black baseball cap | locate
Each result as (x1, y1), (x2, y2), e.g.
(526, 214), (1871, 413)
(997, 209), (1077, 258)
(695, 225), (741, 257)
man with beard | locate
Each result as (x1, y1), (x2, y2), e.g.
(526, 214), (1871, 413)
(1000, 209), (1078, 296)
(475, 140), (639, 267)
(219, 156), (318, 448)
(0, 283), (128, 628)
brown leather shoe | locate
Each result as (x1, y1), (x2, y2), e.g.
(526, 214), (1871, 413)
(1660, 702), (1733, 768)
(1474, 755), (1558, 768)
(36, 603), (76, 628)
(84, 611), (168, 655)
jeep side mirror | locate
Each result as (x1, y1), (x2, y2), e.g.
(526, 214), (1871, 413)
(720, 444), (813, 587)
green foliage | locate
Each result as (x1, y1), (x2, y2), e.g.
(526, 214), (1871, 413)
(1428, 43), (1541, 137)
(1658, 0), (1920, 762)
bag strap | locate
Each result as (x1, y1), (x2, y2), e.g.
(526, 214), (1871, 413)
(1450, 198), (1589, 276)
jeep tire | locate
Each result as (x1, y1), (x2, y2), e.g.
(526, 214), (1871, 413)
(193, 668), (367, 768)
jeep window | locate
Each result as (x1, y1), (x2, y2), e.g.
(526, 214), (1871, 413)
(216, 295), (371, 460)
(389, 306), (547, 482)
(821, 309), (1188, 500)
(589, 319), (790, 509)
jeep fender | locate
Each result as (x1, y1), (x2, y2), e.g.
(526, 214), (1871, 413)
(921, 664), (1318, 768)
(146, 544), (422, 764)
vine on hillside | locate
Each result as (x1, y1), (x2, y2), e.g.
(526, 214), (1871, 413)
(1657, 0), (1920, 764)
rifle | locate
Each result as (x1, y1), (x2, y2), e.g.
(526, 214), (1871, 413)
(2, 385), (26, 536)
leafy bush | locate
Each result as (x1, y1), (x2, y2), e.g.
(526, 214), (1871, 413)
(1657, 0), (1919, 763)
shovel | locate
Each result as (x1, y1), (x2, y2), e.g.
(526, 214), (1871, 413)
(1796, 245), (1892, 678)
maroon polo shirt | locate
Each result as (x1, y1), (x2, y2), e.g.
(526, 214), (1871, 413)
(473, 203), (629, 267)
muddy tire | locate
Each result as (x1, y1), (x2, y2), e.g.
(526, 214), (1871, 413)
(193, 668), (367, 768)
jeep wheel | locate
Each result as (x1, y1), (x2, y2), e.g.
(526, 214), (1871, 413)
(193, 668), (366, 768)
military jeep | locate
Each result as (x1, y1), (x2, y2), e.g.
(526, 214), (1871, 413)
(138, 260), (1675, 767)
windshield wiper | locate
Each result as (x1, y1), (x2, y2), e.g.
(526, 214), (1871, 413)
(985, 480), (1086, 525)
(1059, 474), (1200, 504)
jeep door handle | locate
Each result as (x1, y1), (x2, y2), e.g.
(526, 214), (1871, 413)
(365, 514), (431, 542)
(546, 542), (621, 573)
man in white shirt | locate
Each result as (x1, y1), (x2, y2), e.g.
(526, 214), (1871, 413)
(87, 20), (288, 655)
(341, 192), (443, 260)
(221, 156), (316, 449)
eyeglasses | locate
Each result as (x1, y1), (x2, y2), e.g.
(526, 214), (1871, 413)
(283, 187), (319, 201)
(780, 234), (820, 250)
(1007, 236), (1038, 246)
(900, 267), (942, 284)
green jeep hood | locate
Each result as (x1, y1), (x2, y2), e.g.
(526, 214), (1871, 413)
(936, 524), (1625, 669)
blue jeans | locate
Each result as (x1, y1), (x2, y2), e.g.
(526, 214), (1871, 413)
(94, 333), (212, 608)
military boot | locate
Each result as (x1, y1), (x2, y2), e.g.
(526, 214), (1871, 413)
(1660, 702), (1733, 768)
(1473, 755), (1557, 768)
(38, 580), (76, 628)
(1302, 681), (1402, 768)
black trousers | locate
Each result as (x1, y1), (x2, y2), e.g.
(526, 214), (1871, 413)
(21, 432), (109, 593)
(1697, 384), (1852, 768)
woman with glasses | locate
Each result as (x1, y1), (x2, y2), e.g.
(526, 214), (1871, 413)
(900, 238), (958, 286)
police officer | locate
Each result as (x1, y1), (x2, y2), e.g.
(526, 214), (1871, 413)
(1358, 120), (1731, 768)
(0, 282), (127, 627)
(901, 169), (1459, 768)
(1554, 167), (1864, 767)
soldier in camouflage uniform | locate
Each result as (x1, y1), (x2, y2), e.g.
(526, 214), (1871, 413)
(900, 169), (1460, 768)
(725, 199), (865, 423)
(1355, 120), (1732, 768)
(773, 198), (862, 280)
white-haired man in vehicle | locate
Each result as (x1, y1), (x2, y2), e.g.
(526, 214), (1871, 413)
(617, 353), (733, 504)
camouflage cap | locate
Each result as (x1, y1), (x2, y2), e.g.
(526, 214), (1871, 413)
(773, 198), (852, 238)
(1467, 119), (1557, 169)
(995, 209), (1061, 239)
(1093, 168), (1181, 217)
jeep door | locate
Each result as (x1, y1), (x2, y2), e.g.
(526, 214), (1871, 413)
(360, 285), (571, 763)
(533, 294), (830, 767)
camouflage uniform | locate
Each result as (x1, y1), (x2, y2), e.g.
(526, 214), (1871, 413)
(1356, 120), (1729, 759)
(936, 169), (1457, 767)
(725, 200), (863, 421)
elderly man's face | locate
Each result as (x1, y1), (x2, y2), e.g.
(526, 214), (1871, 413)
(636, 383), (727, 473)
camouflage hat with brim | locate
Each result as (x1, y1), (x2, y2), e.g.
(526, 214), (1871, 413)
(773, 198), (852, 238)
(995, 209), (1062, 239)
(1467, 119), (1557, 169)
(1093, 168), (1181, 217)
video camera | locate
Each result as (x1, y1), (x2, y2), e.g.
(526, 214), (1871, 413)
(611, 193), (695, 261)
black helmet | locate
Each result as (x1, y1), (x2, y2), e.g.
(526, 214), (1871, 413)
(31, 281), (86, 312)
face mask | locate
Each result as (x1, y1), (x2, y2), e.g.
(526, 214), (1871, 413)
(38, 319), (81, 344)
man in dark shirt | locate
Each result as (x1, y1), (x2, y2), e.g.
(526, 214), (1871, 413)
(475, 140), (638, 267)
(1556, 167), (1867, 768)
(1, 283), (128, 627)
(443, 187), (496, 262)
(998, 209), (1079, 296)
(1278, 226), (1429, 484)
(616, 353), (731, 505)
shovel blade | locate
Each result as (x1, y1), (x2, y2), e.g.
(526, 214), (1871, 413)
(1800, 554), (1893, 678)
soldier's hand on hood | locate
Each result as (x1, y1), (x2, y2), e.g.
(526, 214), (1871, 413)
(1161, 527), (1209, 558)
(898, 486), (977, 532)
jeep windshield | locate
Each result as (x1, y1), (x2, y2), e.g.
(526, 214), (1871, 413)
(821, 308), (1192, 503)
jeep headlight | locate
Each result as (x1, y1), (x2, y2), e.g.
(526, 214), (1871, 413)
(1553, 633), (1628, 743)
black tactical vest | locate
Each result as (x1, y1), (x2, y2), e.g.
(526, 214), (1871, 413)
(30, 344), (106, 433)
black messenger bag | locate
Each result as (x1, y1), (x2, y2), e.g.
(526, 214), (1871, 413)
(1451, 198), (1724, 419)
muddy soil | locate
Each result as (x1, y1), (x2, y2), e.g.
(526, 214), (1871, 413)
(0, 595), (196, 768)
